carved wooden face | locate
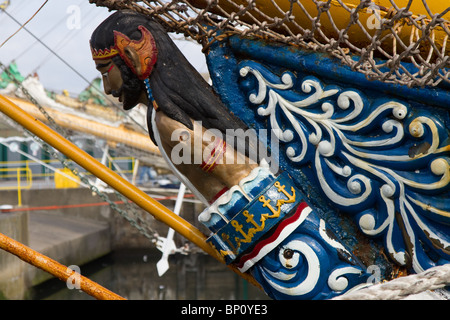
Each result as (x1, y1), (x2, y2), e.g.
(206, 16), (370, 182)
(94, 58), (147, 110)
(95, 59), (122, 99)
(92, 25), (157, 110)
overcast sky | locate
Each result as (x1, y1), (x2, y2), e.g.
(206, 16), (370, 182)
(0, 0), (207, 96)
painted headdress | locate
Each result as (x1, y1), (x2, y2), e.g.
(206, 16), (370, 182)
(90, 11), (158, 80)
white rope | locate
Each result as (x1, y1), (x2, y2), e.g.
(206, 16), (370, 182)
(333, 264), (450, 300)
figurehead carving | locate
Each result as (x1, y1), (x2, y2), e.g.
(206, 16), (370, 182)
(90, 10), (372, 300)
(90, 10), (259, 203)
(113, 26), (157, 80)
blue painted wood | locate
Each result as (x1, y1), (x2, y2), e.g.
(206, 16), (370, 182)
(205, 35), (450, 281)
(228, 37), (450, 109)
(199, 167), (371, 299)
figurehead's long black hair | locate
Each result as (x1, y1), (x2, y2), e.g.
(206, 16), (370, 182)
(90, 10), (251, 147)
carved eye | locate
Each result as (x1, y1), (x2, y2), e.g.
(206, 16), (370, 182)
(279, 247), (299, 269)
(283, 249), (294, 259)
(101, 64), (114, 78)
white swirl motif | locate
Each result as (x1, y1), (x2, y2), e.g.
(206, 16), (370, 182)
(328, 267), (364, 292)
(239, 61), (450, 273)
(260, 240), (320, 296)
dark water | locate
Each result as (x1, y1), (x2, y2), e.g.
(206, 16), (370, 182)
(28, 249), (270, 300)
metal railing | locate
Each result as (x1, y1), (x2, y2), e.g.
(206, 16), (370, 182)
(0, 93), (259, 300)
(0, 167), (32, 206)
(0, 157), (135, 204)
(0, 157), (135, 179)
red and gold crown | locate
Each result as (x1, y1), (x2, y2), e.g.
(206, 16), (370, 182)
(90, 44), (119, 60)
(89, 26), (157, 80)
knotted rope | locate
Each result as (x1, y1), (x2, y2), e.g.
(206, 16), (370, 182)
(333, 264), (450, 300)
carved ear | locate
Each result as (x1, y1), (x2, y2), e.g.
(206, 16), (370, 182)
(114, 26), (158, 80)
(122, 46), (142, 76)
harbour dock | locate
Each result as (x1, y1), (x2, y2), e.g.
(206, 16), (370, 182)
(0, 187), (202, 299)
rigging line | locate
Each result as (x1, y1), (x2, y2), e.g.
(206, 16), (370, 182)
(0, 6), (145, 131)
(0, 0), (48, 49)
(34, 8), (101, 71)
(35, 22), (91, 71)
(33, 30), (79, 72)
(44, 4), (110, 63)
(1, 7), (93, 87)
(15, 11), (75, 61)
(15, 0), (87, 61)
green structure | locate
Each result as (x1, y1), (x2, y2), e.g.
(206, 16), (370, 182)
(0, 62), (24, 89)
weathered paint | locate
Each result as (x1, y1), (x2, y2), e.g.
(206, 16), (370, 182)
(205, 35), (450, 281)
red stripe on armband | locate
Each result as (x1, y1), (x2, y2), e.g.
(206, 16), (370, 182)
(209, 186), (229, 204)
(199, 138), (226, 173)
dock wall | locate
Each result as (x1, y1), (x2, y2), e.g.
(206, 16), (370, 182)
(0, 211), (28, 300)
(0, 187), (204, 299)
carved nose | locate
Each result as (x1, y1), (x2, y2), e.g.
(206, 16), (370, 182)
(103, 78), (111, 95)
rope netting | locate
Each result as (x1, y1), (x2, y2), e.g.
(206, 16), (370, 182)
(333, 264), (450, 300)
(89, 0), (449, 88)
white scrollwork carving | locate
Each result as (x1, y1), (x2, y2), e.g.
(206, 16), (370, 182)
(260, 240), (321, 296)
(328, 267), (364, 292)
(239, 62), (450, 273)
